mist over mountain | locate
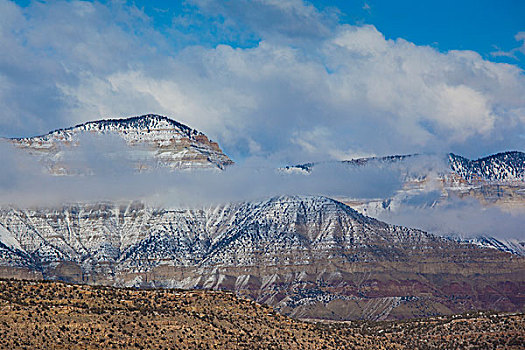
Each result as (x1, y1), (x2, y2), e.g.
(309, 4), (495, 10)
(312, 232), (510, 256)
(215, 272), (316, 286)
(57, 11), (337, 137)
(2, 115), (523, 243)
(0, 115), (403, 207)
(285, 151), (525, 241)
(0, 115), (523, 321)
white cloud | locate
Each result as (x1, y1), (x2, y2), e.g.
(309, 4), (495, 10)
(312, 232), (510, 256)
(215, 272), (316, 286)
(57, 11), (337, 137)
(0, 0), (524, 163)
(433, 84), (494, 139)
(491, 31), (525, 59)
(0, 139), (402, 207)
(376, 197), (525, 240)
(188, 0), (338, 43)
(516, 32), (525, 54)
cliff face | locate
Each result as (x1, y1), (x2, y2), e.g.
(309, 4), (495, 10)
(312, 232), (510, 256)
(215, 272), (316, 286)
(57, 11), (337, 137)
(0, 196), (523, 320)
(7, 114), (233, 173)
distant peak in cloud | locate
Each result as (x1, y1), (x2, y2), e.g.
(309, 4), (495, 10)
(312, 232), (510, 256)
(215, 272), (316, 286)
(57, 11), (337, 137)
(7, 113), (234, 174)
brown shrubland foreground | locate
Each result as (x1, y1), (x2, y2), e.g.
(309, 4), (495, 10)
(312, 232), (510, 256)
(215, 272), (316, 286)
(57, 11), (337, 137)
(0, 279), (523, 350)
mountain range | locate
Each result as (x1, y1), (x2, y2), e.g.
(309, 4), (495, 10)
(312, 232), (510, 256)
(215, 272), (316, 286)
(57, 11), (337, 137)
(285, 151), (525, 184)
(0, 114), (523, 321)
(0, 195), (523, 321)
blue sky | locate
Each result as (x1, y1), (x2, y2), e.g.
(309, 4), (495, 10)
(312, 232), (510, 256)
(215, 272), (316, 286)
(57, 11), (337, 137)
(315, 0), (525, 65)
(129, 0), (525, 67)
(17, 0), (520, 66)
(1, 0), (524, 162)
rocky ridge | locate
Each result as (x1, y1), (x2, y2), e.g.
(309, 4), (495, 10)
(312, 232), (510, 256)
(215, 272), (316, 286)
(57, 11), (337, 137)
(0, 196), (435, 270)
(448, 151), (525, 183)
(6, 114), (233, 173)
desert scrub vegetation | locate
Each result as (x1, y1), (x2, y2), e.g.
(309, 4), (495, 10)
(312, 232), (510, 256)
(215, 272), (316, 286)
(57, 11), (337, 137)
(0, 278), (523, 349)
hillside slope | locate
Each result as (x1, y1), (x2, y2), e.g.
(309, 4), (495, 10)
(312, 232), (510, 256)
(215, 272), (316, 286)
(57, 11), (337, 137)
(0, 279), (523, 350)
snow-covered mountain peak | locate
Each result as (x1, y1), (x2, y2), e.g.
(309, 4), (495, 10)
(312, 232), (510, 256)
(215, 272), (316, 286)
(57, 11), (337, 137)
(63, 114), (200, 138)
(8, 114), (234, 172)
(12, 114), (207, 144)
(1, 194), (520, 321)
(283, 151), (525, 186)
(448, 151), (525, 183)
(258, 195), (366, 221)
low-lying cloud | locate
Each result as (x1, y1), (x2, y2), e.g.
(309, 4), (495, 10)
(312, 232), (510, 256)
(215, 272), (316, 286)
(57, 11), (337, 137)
(0, 139), (402, 208)
(1, 138), (523, 241)
(376, 196), (525, 240)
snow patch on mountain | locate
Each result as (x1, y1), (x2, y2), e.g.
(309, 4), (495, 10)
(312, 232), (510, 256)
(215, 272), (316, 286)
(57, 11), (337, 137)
(7, 114), (233, 173)
(458, 236), (525, 256)
(448, 151), (525, 183)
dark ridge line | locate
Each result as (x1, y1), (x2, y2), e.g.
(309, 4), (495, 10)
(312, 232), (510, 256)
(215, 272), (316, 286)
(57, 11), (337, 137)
(286, 151), (524, 172)
(449, 150), (524, 162)
(341, 153), (419, 165)
(8, 114), (201, 141)
(284, 153), (420, 171)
